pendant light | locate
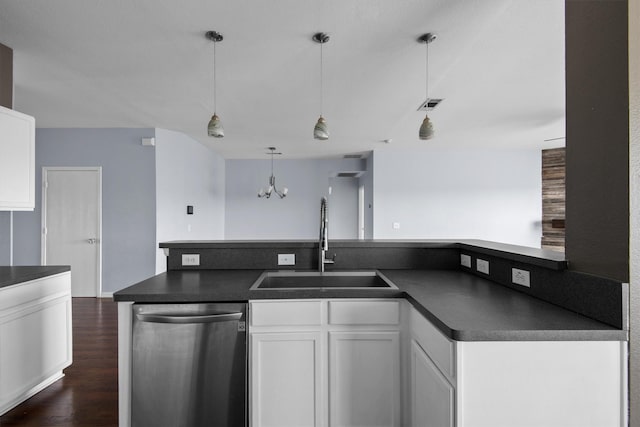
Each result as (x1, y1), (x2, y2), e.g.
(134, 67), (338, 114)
(313, 32), (330, 140)
(258, 147), (288, 199)
(418, 33), (436, 140)
(206, 30), (224, 138)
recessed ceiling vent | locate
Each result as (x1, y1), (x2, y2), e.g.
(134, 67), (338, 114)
(343, 154), (363, 159)
(417, 98), (444, 111)
(331, 171), (365, 178)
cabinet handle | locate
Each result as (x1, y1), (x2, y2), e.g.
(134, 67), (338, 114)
(136, 312), (243, 324)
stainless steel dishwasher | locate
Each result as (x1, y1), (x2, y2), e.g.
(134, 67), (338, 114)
(132, 303), (247, 427)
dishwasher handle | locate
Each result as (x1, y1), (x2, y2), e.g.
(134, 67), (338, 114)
(136, 311), (243, 324)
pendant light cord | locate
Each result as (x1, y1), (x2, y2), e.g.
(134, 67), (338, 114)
(213, 40), (217, 114)
(425, 40), (429, 104)
(320, 41), (324, 117)
(270, 150), (275, 176)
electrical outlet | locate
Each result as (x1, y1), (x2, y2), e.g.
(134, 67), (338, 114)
(512, 268), (531, 287)
(460, 254), (471, 268)
(392, 222), (400, 230)
(476, 258), (490, 275)
(182, 254), (200, 266)
(278, 254), (295, 266)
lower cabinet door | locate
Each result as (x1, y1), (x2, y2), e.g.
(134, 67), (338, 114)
(250, 332), (322, 427)
(0, 296), (72, 413)
(410, 340), (454, 427)
(329, 331), (401, 427)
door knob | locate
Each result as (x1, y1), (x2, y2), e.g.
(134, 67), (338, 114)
(87, 238), (97, 244)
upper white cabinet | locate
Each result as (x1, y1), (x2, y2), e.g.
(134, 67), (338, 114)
(0, 105), (35, 210)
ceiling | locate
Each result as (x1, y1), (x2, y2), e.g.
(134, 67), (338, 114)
(0, 0), (565, 159)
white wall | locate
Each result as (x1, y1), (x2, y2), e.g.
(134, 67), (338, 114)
(371, 148), (542, 247)
(225, 158), (364, 239)
(155, 128), (225, 273)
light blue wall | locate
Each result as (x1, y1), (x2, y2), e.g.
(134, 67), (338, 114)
(225, 158), (365, 239)
(155, 128), (225, 273)
(11, 128), (157, 293)
(372, 148), (542, 247)
(0, 128), (545, 289)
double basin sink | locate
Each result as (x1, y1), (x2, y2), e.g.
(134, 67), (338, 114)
(250, 270), (398, 290)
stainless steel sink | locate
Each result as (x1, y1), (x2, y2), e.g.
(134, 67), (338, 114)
(250, 270), (398, 290)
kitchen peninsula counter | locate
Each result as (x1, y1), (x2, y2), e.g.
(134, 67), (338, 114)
(113, 267), (626, 342)
(115, 240), (627, 427)
(0, 265), (70, 289)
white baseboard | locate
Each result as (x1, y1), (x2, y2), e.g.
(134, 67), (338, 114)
(100, 291), (114, 298)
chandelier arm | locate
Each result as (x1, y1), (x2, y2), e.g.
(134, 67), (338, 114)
(259, 147), (287, 199)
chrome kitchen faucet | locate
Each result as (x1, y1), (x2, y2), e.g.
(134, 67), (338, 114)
(319, 197), (335, 272)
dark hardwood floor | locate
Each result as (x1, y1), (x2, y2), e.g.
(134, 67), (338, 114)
(0, 298), (119, 427)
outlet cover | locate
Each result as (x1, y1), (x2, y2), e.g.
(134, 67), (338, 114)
(182, 254), (200, 266)
(512, 268), (531, 287)
(476, 259), (490, 275)
(460, 254), (471, 268)
(278, 254), (296, 266)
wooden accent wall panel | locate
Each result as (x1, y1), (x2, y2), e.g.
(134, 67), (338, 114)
(541, 147), (565, 252)
(0, 43), (12, 108)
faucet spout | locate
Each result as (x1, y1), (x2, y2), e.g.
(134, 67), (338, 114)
(319, 197), (334, 272)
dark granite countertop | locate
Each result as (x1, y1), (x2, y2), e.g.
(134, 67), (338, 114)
(113, 268), (626, 342)
(0, 265), (71, 289)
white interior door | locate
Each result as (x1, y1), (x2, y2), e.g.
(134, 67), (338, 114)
(42, 167), (101, 297)
(328, 177), (359, 239)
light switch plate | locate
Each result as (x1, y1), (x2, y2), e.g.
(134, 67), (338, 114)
(460, 254), (472, 268)
(512, 268), (531, 287)
(476, 258), (490, 275)
(278, 254), (295, 266)
(182, 254), (200, 266)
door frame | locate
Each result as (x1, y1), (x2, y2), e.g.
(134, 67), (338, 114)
(41, 167), (103, 297)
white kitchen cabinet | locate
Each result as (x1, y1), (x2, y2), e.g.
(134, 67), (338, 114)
(0, 105), (35, 211)
(0, 271), (72, 415)
(410, 340), (454, 427)
(249, 299), (402, 427)
(409, 305), (628, 427)
(251, 332), (322, 427)
(329, 331), (400, 427)
(456, 340), (627, 427)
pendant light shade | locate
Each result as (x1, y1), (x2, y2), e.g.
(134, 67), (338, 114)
(418, 33), (436, 140)
(314, 116), (329, 140)
(206, 30), (224, 138)
(419, 114), (434, 140)
(208, 114), (224, 138)
(313, 33), (330, 140)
